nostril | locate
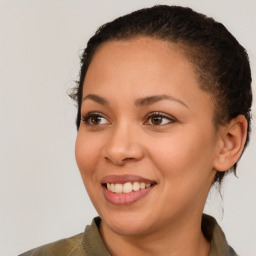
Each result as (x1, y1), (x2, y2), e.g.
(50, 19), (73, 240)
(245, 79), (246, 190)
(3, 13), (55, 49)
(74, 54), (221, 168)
(104, 156), (125, 166)
(103, 139), (145, 165)
(123, 157), (136, 161)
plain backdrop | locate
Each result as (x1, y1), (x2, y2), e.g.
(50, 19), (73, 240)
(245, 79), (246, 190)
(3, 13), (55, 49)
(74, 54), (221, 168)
(0, 0), (255, 255)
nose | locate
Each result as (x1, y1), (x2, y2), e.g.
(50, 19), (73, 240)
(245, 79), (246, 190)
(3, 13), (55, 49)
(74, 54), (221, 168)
(104, 123), (145, 165)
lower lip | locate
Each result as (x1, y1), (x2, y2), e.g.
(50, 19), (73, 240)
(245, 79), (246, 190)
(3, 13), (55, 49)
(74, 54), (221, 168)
(103, 185), (154, 205)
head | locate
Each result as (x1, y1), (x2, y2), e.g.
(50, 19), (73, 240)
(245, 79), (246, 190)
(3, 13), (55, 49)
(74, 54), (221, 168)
(71, 5), (252, 185)
(72, 6), (252, 238)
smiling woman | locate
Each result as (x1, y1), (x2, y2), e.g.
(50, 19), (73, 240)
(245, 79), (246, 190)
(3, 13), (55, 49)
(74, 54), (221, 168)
(19, 5), (252, 256)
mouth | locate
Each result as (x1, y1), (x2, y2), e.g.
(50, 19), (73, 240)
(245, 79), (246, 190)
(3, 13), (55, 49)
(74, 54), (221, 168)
(104, 182), (153, 193)
(101, 175), (156, 205)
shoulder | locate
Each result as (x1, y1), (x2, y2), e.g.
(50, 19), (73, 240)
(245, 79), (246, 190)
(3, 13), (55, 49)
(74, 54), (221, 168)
(18, 233), (86, 256)
(202, 214), (238, 256)
(18, 217), (111, 256)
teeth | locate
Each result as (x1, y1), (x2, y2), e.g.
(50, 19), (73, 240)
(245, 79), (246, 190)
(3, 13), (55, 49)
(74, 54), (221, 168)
(140, 182), (146, 189)
(123, 182), (133, 193)
(106, 182), (152, 193)
(114, 184), (123, 193)
(110, 183), (115, 193)
(132, 182), (140, 191)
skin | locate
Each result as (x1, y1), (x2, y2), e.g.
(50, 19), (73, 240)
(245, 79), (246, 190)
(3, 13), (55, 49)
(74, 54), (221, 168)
(75, 37), (247, 256)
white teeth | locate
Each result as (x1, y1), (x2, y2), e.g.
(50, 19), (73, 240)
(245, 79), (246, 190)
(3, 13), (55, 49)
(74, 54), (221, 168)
(132, 182), (140, 191)
(110, 183), (115, 193)
(114, 184), (123, 193)
(123, 182), (133, 193)
(106, 182), (152, 193)
(140, 182), (146, 189)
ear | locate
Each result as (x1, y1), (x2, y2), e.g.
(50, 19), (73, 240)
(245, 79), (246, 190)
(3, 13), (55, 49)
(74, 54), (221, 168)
(213, 115), (248, 172)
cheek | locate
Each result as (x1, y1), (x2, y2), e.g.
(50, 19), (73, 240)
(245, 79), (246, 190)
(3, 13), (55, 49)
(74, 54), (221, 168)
(148, 132), (217, 215)
(149, 128), (217, 187)
(75, 132), (101, 181)
(75, 132), (106, 213)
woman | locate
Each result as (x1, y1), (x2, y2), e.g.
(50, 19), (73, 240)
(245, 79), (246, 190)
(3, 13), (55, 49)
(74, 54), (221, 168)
(20, 5), (252, 256)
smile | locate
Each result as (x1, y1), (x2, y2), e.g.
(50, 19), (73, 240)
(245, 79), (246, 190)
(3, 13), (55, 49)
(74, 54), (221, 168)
(101, 175), (156, 205)
(106, 182), (152, 194)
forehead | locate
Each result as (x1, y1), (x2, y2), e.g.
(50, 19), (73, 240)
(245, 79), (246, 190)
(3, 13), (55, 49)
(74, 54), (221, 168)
(89, 37), (189, 70)
(82, 37), (213, 115)
(84, 37), (197, 90)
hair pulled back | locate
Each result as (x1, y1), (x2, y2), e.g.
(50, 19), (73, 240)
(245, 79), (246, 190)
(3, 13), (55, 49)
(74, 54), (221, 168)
(71, 5), (252, 184)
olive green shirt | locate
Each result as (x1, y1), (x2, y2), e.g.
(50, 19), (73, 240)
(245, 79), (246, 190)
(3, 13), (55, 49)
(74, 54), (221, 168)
(19, 214), (237, 256)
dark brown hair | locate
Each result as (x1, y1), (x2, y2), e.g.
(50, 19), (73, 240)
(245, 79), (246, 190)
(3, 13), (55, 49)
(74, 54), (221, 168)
(71, 5), (252, 184)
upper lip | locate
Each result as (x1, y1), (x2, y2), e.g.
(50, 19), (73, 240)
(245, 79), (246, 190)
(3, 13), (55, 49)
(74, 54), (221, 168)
(101, 175), (157, 184)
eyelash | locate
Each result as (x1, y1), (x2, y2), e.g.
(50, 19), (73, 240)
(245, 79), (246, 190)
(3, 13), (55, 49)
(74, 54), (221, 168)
(81, 112), (109, 126)
(145, 112), (176, 126)
(81, 111), (176, 127)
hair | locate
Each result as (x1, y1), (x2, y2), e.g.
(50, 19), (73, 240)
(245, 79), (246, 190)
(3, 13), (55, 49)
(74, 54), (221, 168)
(70, 5), (252, 185)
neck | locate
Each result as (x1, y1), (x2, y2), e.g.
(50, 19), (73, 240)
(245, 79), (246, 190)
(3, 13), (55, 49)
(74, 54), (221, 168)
(100, 213), (210, 256)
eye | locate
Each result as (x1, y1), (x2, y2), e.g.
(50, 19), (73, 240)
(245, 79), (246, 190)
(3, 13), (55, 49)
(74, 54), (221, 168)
(81, 112), (109, 126)
(145, 112), (176, 126)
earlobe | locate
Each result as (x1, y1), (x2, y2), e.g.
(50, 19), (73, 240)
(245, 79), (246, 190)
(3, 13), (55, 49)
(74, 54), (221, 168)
(213, 115), (248, 172)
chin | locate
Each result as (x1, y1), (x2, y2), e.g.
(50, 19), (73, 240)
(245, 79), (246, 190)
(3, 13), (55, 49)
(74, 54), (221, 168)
(104, 218), (150, 236)
(99, 208), (159, 237)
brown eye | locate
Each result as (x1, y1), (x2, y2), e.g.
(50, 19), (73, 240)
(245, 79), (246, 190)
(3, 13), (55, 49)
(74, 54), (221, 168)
(145, 112), (176, 126)
(151, 116), (163, 125)
(91, 116), (103, 125)
(82, 113), (109, 126)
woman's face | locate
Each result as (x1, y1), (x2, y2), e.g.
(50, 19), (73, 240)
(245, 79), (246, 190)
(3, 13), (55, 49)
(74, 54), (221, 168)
(76, 37), (219, 236)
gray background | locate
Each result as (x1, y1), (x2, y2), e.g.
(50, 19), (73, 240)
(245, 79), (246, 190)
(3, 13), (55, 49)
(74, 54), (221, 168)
(0, 0), (255, 255)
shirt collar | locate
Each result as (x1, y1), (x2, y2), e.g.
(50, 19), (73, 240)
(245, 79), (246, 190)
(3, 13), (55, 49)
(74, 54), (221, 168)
(83, 214), (237, 256)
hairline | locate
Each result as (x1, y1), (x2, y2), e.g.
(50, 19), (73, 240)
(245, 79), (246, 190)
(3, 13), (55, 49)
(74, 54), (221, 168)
(82, 35), (223, 130)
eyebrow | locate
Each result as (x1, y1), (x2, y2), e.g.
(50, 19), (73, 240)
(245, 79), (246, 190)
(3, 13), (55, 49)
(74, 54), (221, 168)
(82, 93), (188, 108)
(135, 94), (189, 108)
(82, 94), (109, 105)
